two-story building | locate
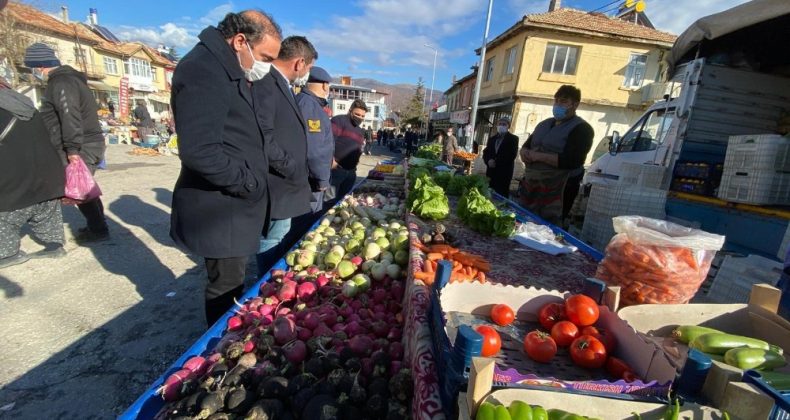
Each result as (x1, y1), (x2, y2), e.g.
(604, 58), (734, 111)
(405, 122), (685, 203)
(442, 69), (477, 147)
(474, 4), (676, 163)
(329, 76), (389, 130)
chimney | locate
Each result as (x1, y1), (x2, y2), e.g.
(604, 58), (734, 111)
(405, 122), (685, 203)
(548, 0), (561, 12)
(61, 6), (69, 24)
(340, 76), (352, 86)
(452, 75), (457, 83)
(89, 8), (98, 25)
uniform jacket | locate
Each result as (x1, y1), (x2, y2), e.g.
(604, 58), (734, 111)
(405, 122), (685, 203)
(169, 26), (271, 259)
(482, 131), (519, 186)
(39, 65), (105, 166)
(296, 89), (333, 190)
(255, 67), (311, 220)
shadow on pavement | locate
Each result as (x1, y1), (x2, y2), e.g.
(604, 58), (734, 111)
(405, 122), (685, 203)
(110, 194), (178, 251)
(0, 274), (23, 298)
(152, 187), (172, 209)
(0, 204), (206, 418)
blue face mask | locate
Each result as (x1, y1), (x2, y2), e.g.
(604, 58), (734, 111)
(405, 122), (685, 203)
(552, 104), (567, 120)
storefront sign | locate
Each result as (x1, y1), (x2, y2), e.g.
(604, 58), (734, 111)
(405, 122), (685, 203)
(119, 76), (129, 118)
(450, 110), (470, 124)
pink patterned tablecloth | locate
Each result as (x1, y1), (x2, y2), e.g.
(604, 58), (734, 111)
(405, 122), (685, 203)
(402, 193), (599, 419)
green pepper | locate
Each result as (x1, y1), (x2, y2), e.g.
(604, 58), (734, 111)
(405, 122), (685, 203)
(722, 411), (730, 420)
(758, 371), (790, 391)
(690, 333), (770, 355)
(494, 405), (513, 420)
(672, 325), (723, 344)
(531, 406), (548, 420)
(547, 409), (586, 420)
(724, 347), (786, 370)
(477, 402), (496, 420)
(663, 399), (680, 420)
(508, 401), (533, 420)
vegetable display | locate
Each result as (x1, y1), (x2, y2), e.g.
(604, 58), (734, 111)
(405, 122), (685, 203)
(414, 242), (490, 285)
(476, 401), (602, 420)
(669, 325), (788, 371)
(156, 190), (414, 419)
(415, 143), (443, 160)
(453, 150), (478, 161)
(407, 174), (449, 220)
(457, 187), (516, 237)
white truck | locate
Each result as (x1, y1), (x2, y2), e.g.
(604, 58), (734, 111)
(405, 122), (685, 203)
(581, 0), (790, 259)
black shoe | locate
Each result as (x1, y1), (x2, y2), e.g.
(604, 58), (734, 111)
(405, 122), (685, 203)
(75, 230), (110, 244)
(0, 251), (30, 269)
(29, 246), (67, 259)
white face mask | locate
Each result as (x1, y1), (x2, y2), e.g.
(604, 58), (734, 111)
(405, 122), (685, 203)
(293, 70), (309, 87)
(239, 42), (271, 82)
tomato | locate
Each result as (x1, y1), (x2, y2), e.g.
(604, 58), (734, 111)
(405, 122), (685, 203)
(565, 295), (600, 327)
(605, 356), (632, 379)
(550, 320), (580, 347)
(581, 326), (617, 353)
(490, 304), (515, 326)
(523, 330), (557, 363)
(475, 325), (501, 357)
(538, 302), (566, 330)
(569, 335), (607, 369)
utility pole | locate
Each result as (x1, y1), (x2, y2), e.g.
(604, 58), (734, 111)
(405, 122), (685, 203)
(469, 0), (494, 151)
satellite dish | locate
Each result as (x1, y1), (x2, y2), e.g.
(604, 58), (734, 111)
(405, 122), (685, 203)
(635, 0), (646, 12)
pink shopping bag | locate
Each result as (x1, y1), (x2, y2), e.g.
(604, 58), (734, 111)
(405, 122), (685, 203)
(64, 157), (102, 203)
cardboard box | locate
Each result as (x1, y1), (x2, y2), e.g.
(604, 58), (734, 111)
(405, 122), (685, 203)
(460, 358), (723, 420)
(617, 284), (790, 407)
(436, 281), (675, 399)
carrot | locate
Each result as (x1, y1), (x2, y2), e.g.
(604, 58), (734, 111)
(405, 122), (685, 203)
(428, 244), (458, 254)
(414, 271), (434, 285)
(475, 271), (486, 283)
(415, 241), (428, 252)
(426, 252), (444, 261)
(429, 259), (438, 273)
(424, 260), (434, 274)
(450, 272), (472, 283)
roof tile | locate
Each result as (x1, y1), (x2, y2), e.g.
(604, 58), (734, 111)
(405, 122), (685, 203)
(525, 8), (676, 44)
(7, 2), (104, 44)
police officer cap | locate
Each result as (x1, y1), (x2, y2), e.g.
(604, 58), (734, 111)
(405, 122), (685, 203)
(308, 67), (332, 84)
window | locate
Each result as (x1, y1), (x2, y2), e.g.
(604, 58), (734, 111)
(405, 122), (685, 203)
(338, 103), (346, 111)
(618, 107), (675, 153)
(73, 47), (88, 65)
(542, 43), (579, 75)
(484, 57), (495, 82)
(103, 57), (118, 75)
(374, 106), (380, 118)
(126, 57), (152, 78)
(151, 67), (158, 82)
(623, 53), (648, 88)
(505, 47), (517, 75)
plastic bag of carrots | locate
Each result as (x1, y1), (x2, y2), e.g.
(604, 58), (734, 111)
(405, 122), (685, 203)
(595, 216), (725, 306)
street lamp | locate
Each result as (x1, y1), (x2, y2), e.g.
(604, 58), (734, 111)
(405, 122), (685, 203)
(424, 43), (438, 137)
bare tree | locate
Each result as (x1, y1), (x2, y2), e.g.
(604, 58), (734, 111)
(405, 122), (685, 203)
(0, 9), (32, 87)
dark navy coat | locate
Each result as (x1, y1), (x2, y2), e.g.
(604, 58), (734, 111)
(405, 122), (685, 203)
(296, 89), (333, 190)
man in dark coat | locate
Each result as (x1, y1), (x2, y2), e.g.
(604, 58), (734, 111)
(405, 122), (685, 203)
(482, 116), (519, 197)
(25, 42), (109, 243)
(253, 36), (315, 278)
(170, 10), (283, 326)
(132, 100), (155, 141)
(0, 82), (66, 268)
(328, 99), (368, 206)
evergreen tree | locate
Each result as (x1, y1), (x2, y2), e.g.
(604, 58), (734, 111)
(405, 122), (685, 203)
(401, 78), (426, 129)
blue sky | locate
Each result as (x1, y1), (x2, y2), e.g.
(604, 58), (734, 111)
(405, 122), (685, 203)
(40, 0), (749, 91)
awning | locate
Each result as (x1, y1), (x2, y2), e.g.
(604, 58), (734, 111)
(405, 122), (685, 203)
(667, 0), (790, 75)
(477, 98), (514, 110)
(148, 93), (170, 105)
(87, 80), (117, 92)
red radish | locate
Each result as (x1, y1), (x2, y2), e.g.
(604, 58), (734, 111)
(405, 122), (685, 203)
(390, 360), (403, 376)
(350, 255), (363, 266)
(302, 312), (320, 330)
(389, 342), (404, 360)
(322, 312), (338, 327)
(207, 352), (222, 363)
(371, 321), (388, 338)
(349, 335), (374, 356)
(339, 304), (353, 318)
(243, 340), (255, 353)
(316, 273), (330, 288)
(159, 369), (194, 401)
(313, 323), (333, 337)
(273, 316), (297, 345)
(261, 314), (273, 326)
(258, 303), (274, 316)
(260, 282), (277, 297)
(283, 340), (307, 363)
(264, 296), (279, 306)
(372, 288), (388, 304)
(227, 316), (243, 331)
(243, 311), (262, 326)
(276, 307), (291, 317)
(277, 281), (297, 302)
(296, 282), (317, 301)
(306, 265), (320, 275)
(297, 327), (312, 341)
(387, 327), (402, 341)
(270, 269), (286, 278)
(182, 356), (208, 377)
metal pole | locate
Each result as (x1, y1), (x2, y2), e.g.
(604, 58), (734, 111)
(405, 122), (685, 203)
(469, 0), (494, 151)
(427, 45), (437, 112)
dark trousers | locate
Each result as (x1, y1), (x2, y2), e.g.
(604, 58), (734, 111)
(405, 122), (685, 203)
(562, 175), (583, 221)
(78, 198), (108, 233)
(326, 168), (357, 209)
(204, 256), (247, 327)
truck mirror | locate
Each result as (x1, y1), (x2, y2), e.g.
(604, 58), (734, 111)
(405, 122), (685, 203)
(609, 131), (621, 156)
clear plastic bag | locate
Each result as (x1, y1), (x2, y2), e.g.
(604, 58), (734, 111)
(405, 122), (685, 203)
(595, 216), (725, 306)
(64, 157), (102, 203)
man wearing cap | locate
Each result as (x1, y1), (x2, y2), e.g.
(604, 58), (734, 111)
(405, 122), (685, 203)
(24, 42), (109, 243)
(482, 116), (519, 197)
(296, 66), (333, 213)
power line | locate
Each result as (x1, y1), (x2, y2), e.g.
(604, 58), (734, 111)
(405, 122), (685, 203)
(589, 0), (622, 13)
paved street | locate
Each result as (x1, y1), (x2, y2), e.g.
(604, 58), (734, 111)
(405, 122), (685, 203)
(0, 143), (394, 419)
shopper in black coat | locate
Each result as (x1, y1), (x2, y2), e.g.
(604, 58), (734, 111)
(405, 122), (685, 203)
(169, 11), (284, 326)
(483, 116), (519, 197)
(254, 36), (315, 277)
